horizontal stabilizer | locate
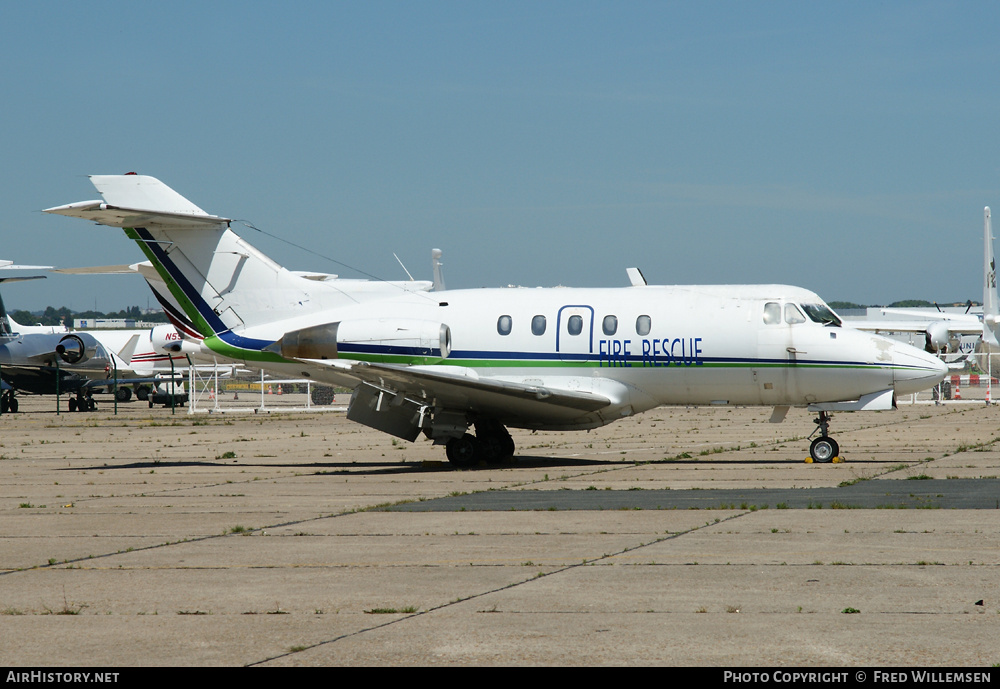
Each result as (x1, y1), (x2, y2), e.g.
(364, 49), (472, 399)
(45, 175), (228, 229)
(1, 260), (53, 270)
(44, 200), (229, 230)
(52, 264), (138, 275)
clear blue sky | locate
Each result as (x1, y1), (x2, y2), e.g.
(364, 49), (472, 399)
(3, 1), (998, 312)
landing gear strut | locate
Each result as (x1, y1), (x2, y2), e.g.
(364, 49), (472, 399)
(444, 421), (515, 467)
(808, 411), (839, 463)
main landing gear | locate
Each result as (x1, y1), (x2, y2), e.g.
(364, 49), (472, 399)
(445, 421), (515, 467)
(808, 411), (840, 463)
(68, 391), (96, 412)
(1, 390), (18, 414)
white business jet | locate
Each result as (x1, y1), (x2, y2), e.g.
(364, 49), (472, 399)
(45, 175), (947, 464)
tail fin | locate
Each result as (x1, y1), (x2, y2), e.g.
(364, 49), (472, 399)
(0, 280), (9, 337)
(984, 207), (999, 347)
(46, 175), (336, 355)
(0, 276), (46, 337)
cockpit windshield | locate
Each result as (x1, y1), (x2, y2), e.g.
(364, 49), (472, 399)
(801, 303), (842, 327)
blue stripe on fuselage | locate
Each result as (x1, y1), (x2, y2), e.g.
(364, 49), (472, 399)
(133, 227), (273, 351)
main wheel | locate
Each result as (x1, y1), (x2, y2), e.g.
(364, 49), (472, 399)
(8, 397), (17, 413)
(446, 434), (479, 467)
(473, 421), (515, 464)
(115, 387), (132, 402)
(809, 436), (839, 463)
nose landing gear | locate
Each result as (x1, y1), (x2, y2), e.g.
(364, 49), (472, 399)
(808, 411), (840, 463)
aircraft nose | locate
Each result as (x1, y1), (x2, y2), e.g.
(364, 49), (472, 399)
(891, 342), (948, 395)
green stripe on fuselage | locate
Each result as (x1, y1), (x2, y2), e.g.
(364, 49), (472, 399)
(123, 227), (215, 339)
(119, 227), (918, 375)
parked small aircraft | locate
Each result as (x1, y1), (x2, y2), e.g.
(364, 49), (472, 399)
(851, 207), (1000, 359)
(46, 175), (948, 462)
(0, 276), (132, 410)
(0, 275), (185, 411)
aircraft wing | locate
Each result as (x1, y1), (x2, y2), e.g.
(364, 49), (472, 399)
(368, 362), (609, 411)
(297, 358), (612, 429)
(848, 319), (983, 337)
(0, 344), (63, 365)
(80, 375), (184, 390)
(19, 350), (62, 364)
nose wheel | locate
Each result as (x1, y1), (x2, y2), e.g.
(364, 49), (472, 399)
(809, 435), (839, 463)
(809, 411), (840, 463)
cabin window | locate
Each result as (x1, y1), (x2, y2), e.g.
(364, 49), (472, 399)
(636, 315), (651, 336)
(763, 302), (781, 324)
(602, 315), (618, 336)
(531, 315), (547, 336)
(497, 315), (512, 336)
(784, 303), (806, 324)
(567, 315), (583, 336)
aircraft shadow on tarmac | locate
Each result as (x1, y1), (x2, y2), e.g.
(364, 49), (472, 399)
(56, 452), (937, 476)
(62, 455), (622, 475)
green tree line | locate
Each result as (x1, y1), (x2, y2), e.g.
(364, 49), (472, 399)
(9, 306), (169, 326)
(827, 300), (978, 310)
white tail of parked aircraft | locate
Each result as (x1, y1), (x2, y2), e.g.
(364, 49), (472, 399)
(982, 207), (999, 347)
(46, 174), (948, 463)
(850, 206), (1000, 365)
